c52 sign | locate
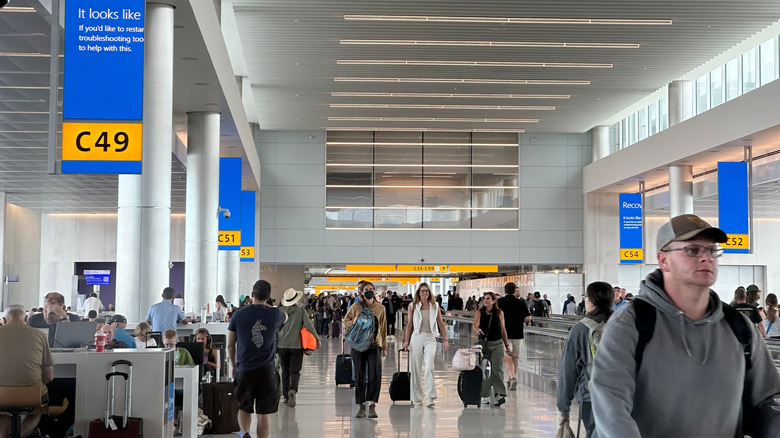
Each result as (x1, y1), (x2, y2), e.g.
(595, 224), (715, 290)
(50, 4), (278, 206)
(722, 234), (749, 251)
(62, 122), (142, 173)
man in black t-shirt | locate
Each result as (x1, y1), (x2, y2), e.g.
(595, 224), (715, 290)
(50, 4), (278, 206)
(732, 287), (767, 338)
(498, 282), (531, 391)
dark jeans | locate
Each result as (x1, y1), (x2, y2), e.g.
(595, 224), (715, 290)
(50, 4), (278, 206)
(277, 348), (304, 396)
(581, 401), (595, 438)
(387, 314), (396, 336)
(351, 347), (381, 404)
(320, 318), (330, 336)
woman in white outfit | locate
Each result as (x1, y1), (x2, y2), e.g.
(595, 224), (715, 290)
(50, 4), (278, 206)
(402, 283), (449, 407)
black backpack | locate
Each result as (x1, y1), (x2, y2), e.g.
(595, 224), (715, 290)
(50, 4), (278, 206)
(531, 299), (548, 317)
(632, 299), (759, 437)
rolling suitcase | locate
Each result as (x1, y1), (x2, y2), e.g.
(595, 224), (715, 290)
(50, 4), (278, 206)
(202, 382), (240, 434)
(457, 368), (483, 408)
(87, 370), (143, 437)
(331, 320), (341, 338)
(389, 348), (411, 404)
(335, 340), (353, 386)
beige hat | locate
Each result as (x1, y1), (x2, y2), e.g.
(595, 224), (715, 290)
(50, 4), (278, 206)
(282, 288), (303, 306)
(656, 214), (727, 251)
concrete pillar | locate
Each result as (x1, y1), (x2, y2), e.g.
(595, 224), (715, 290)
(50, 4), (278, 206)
(668, 80), (694, 127)
(184, 112), (220, 314)
(591, 125), (610, 161)
(669, 165), (694, 217)
(0, 192), (5, 311)
(218, 250), (229, 303)
(139, 3), (176, 318)
(115, 176), (143, 321)
(225, 250), (240, 306)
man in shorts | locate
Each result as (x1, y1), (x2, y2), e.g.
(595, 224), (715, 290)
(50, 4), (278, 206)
(228, 280), (288, 438)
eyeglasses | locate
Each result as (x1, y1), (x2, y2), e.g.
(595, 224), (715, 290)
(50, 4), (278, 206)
(661, 244), (723, 258)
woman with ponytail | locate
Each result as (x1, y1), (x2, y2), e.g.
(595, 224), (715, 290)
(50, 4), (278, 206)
(557, 281), (614, 438)
(760, 293), (780, 339)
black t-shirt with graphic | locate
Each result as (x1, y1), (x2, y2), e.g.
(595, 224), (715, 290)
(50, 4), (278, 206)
(732, 302), (763, 324)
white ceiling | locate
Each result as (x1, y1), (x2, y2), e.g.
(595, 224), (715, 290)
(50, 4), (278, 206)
(233, 0), (780, 132)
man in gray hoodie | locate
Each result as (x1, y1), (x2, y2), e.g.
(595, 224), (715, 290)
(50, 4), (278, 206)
(590, 214), (780, 437)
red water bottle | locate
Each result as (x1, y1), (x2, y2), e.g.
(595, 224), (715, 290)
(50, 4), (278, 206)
(94, 331), (106, 352)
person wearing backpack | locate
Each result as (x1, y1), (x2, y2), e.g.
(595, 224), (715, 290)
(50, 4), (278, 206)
(590, 214), (780, 437)
(557, 281), (614, 438)
(342, 281), (387, 419)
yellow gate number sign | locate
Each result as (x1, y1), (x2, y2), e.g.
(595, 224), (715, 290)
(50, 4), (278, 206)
(218, 231), (241, 247)
(240, 247), (255, 258)
(62, 122), (143, 161)
(722, 233), (749, 250)
(620, 248), (643, 261)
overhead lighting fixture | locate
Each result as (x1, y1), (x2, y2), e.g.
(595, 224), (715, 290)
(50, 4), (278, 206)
(331, 91), (570, 99)
(334, 77), (589, 85)
(326, 142), (519, 147)
(0, 7), (38, 13)
(328, 116), (537, 123)
(337, 59), (612, 68)
(340, 39), (639, 49)
(0, 130), (48, 134)
(326, 127), (524, 133)
(326, 163), (518, 168)
(0, 52), (59, 58)
(0, 111), (50, 114)
(0, 85), (54, 90)
(344, 14), (671, 26)
(330, 103), (554, 110)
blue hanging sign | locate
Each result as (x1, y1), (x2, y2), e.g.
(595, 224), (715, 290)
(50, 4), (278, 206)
(218, 158), (242, 250)
(240, 191), (256, 262)
(619, 193), (644, 264)
(718, 162), (750, 254)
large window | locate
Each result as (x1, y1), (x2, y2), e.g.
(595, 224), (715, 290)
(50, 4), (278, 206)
(743, 47), (757, 94)
(760, 38), (777, 86)
(326, 131), (519, 229)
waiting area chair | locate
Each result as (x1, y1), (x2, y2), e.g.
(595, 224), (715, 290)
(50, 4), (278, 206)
(0, 386), (68, 438)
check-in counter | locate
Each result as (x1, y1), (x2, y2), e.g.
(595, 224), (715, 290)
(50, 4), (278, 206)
(53, 349), (175, 437)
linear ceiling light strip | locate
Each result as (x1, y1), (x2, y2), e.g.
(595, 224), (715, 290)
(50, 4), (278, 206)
(327, 206), (518, 210)
(328, 117), (538, 123)
(326, 127), (525, 133)
(340, 39), (639, 49)
(326, 164), (517, 168)
(329, 103), (555, 110)
(343, 14), (672, 26)
(331, 92), (570, 99)
(334, 77), (589, 85)
(326, 142), (518, 147)
(337, 59), (612, 68)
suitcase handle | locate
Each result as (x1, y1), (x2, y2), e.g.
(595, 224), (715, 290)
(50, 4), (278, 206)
(397, 348), (410, 373)
(112, 359), (132, 367)
(103, 372), (130, 429)
(111, 360), (133, 418)
(105, 372), (128, 380)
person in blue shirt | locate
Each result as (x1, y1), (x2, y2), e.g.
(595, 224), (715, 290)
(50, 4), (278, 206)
(611, 285), (628, 312)
(109, 314), (136, 348)
(228, 280), (288, 438)
(146, 287), (189, 333)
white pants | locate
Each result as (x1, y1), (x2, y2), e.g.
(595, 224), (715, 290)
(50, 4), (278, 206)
(409, 332), (438, 403)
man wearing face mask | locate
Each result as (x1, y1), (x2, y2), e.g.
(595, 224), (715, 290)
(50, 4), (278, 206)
(342, 282), (387, 419)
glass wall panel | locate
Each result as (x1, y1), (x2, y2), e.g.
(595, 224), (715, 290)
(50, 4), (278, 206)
(659, 96), (668, 130)
(423, 188), (470, 208)
(472, 210), (518, 229)
(648, 101), (658, 135)
(725, 57), (740, 101)
(325, 208), (373, 228)
(326, 187), (372, 207)
(374, 167), (422, 187)
(423, 209), (470, 229)
(710, 66), (724, 107)
(472, 168), (518, 188)
(472, 188), (518, 208)
(628, 113), (637, 145)
(374, 187), (421, 208)
(375, 209), (422, 228)
(760, 38), (777, 86)
(472, 146), (518, 166)
(637, 107), (648, 141)
(424, 145), (472, 166)
(743, 48), (757, 93)
(326, 167), (372, 185)
(695, 74), (709, 114)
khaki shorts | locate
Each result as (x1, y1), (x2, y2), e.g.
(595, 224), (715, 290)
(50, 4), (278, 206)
(508, 339), (523, 354)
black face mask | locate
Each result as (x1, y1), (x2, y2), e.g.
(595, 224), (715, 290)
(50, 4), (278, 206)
(363, 290), (375, 300)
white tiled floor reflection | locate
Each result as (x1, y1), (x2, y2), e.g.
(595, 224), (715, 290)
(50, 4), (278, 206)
(204, 336), (576, 437)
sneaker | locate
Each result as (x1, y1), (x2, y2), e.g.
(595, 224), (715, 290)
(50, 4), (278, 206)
(426, 399), (435, 408)
(414, 400), (423, 407)
(288, 389), (297, 408)
(494, 395), (506, 407)
(356, 404), (366, 418)
(368, 404), (378, 418)
(509, 377), (517, 391)
(480, 397), (490, 406)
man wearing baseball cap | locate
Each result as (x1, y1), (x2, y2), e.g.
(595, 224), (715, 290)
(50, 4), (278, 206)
(591, 214), (780, 437)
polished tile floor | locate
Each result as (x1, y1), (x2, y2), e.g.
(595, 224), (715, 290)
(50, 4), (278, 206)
(204, 333), (580, 438)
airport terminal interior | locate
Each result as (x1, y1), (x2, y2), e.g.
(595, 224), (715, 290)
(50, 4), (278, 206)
(3, 0), (780, 436)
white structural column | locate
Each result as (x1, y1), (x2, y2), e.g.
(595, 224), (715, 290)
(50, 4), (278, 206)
(184, 112), (220, 314)
(217, 250), (240, 306)
(669, 165), (694, 218)
(591, 125), (610, 162)
(116, 176), (143, 322)
(138, 3), (176, 317)
(0, 192), (5, 311)
(668, 80), (694, 127)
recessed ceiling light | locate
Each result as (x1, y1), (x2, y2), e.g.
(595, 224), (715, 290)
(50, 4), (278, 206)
(331, 92), (570, 99)
(329, 103), (555, 110)
(181, 57), (199, 61)
(0, 7), (38, 12)
(340, 39), (639, 49)
(194, 82), (210, 86)
(343, 14), (672, 26)
(326, 127), (525, 133)
(334, 77), (589, 85)
(0, 85), (52, 90)
(327, 116), (537, 123)
(337, 59), (613, 68)
(0, 52), (54, 58)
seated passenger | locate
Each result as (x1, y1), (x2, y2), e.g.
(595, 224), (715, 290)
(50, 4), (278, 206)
(99, 325), (128, 349)
(163, 330), (194, 365)
(133, 321), (157, 349)
(0, 305), (54, 437)
(109, 315), (136, 348)
(195, 328), (217, 373)
(86, 310), (97, 322)
(27, 293), (80, 328)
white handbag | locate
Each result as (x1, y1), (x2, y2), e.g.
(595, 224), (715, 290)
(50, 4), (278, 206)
(452, 345), (482, 371)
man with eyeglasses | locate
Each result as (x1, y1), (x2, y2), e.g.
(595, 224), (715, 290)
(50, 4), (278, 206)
(27, 292), (80, 328)
(591, 214), (780, 437)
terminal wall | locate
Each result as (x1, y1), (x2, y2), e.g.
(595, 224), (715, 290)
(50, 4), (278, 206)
(4, 204), (42, 309)
(256, 129), (590, 266)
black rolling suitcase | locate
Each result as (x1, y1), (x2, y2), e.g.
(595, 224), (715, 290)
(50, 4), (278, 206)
(335, 340), (353, 386)
(87, 366), (143, 437)
(458, 367), (483, 408)
(389, 348), (411, 404)
(202, 382), (240, 434)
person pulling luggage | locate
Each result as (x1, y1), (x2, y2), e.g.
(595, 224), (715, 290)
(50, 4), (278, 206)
(472, 292), (515, 407)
